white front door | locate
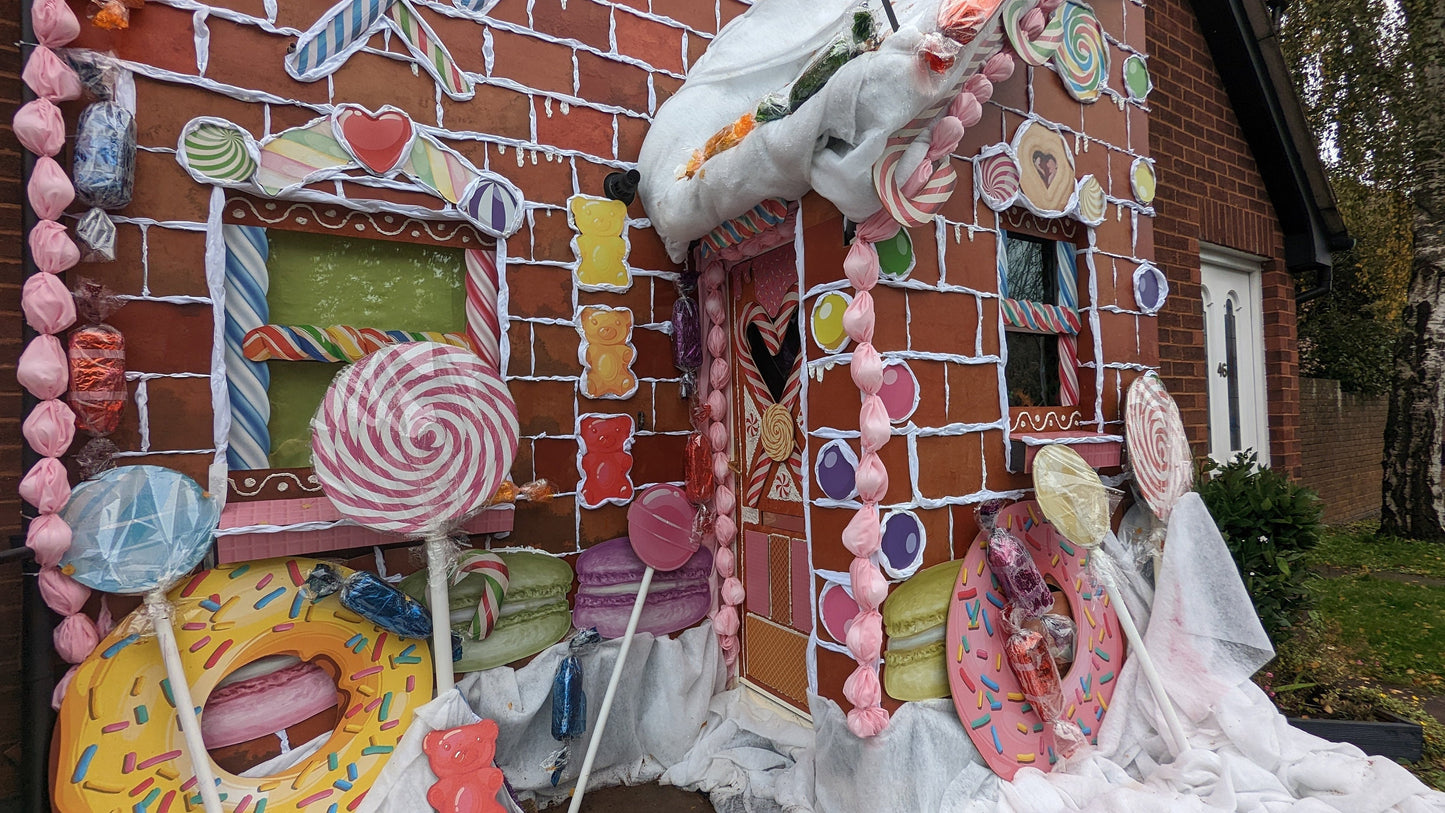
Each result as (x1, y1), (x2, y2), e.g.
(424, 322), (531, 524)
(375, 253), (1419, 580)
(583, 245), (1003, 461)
(1200, 245), (1270, 465)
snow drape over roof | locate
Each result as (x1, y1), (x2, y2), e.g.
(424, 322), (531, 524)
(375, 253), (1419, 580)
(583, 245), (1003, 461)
(638, 0), (1007, 262)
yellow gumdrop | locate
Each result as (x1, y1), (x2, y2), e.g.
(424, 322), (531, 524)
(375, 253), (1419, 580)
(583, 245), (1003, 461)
(812, 291), (850, 352)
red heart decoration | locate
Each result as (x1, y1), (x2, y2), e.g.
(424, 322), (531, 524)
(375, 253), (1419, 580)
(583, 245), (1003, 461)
(334, 106), (414, 175)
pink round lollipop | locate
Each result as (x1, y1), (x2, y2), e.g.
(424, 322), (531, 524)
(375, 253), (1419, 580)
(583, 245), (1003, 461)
(626, 484), (701, 571)
(1125, 374), (1192, 521)
(311, 342), (519, 535)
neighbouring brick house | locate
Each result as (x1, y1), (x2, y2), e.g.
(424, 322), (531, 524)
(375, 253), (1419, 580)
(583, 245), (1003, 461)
(3, 0), (1342, 806)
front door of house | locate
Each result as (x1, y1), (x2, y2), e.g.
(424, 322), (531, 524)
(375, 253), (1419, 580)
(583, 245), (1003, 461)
(1200, 246), (1270, 465)
(728, 244), (813, 711)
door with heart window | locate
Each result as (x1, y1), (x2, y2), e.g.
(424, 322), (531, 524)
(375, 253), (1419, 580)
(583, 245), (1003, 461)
(729, 244), (813, 711)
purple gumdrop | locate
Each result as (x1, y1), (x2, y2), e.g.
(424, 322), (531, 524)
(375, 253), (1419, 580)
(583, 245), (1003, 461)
(1138, 270), (1159, 309)
(880, 512), (923, 575)
(671, 295), (702, 371)
(816, 440), (856, 500)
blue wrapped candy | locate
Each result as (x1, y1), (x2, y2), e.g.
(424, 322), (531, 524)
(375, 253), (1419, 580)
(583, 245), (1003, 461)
(546, 629), (601, 785)
(73, 102), (135, 210)
(305, 564), (433, 640)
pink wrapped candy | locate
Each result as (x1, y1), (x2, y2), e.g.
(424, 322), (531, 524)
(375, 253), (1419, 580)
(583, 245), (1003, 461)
(29, 156), (75, 221)
(33, 0), (82, 46)
(13, 98), (66, 157)
(30, 219), (80, 274)
(985, 528), (1053, 619)
(22, 271), (77, 334)
(22, 46), (82, 102)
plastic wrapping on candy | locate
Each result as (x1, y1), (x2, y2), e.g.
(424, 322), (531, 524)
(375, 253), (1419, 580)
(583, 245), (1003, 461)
(77, 207), (117, 262)
(57, 465), (219, 595)
(306, 563), (433, 640)
(72, 102), (136, 210)
(986, 528), (1053, 619)
(546, 629), (600, 786)
(1004, 628), (1087, 758)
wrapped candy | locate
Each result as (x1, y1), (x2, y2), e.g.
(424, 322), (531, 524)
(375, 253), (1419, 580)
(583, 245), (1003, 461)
(306, 563), (433, 640)
(73, 102), (136, 210)
(682, 113), (757, 180)
(684, 431), (714, 504)
(89, 0), (130, 30)
(1003, 603), (1076, 666)
(985, 527), (1053, 619)
(68, 281), (126, 438)
(787, 8), (880, 112)
(76, 208), (117, 262)
(754, 92), (790, 124)
(1004, 628), (1087, 758)
(544, 629), (600, 786)
(938, 0), (995, 44)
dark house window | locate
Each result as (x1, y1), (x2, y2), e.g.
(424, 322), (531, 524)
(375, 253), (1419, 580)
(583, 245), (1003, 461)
(999, 231), (1080, 407)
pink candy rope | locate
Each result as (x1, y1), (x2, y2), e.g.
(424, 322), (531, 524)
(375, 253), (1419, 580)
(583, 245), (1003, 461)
(16, 35), (91, 675)
(700, 259), (744, 666)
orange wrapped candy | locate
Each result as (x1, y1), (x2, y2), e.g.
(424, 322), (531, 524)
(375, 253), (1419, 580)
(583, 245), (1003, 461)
(68, 281), (126, 437)
(1004, 628), (1087, 758)
(89, 0), (130, 29)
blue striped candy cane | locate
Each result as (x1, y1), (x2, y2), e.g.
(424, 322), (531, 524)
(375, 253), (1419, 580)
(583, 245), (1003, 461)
(286, 0), (399, 82)
(223, 225), (272, 470)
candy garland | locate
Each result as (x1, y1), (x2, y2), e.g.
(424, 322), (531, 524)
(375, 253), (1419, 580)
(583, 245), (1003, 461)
(701, 259), (743, 666)
(16, 0), (99, 693)
(839, 49), (1020, 739)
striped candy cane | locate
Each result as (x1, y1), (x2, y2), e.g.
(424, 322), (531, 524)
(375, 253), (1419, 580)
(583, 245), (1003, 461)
(1056, 242), (1080, 406)
(287, 0), (399, 81)
(387, 0), (475, 100)
(733, 294), (803, 507)
(223, 224), (272, 470)
(454, 551), (509, 640)
(465, 249), (502, 371)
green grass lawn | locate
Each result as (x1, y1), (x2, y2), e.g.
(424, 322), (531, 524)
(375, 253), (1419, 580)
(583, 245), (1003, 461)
(1261, 524), (1445, 789)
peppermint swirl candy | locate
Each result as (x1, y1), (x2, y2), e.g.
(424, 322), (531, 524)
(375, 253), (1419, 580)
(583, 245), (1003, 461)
(760, 402), (795, 462)
(977, 148), (1021, 211)
(312, 342), (518, 537)
(181, 119), (257, 184)
(1052, 3), (1108, 102)
(1125, 374), (1193, 521)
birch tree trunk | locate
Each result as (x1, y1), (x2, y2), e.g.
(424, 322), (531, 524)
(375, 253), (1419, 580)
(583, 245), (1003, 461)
(1380, 0), (1445, 540)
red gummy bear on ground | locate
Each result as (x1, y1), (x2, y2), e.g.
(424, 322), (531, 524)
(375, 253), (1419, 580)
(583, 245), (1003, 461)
(423, 719), (505, 813)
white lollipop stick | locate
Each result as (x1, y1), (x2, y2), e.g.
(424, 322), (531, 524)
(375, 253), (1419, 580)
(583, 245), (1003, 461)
(146, 591), (223, 813)
(1094, 550), (1189, 755)
(567, 566), (653, 813)
(426, 537), (456, 695)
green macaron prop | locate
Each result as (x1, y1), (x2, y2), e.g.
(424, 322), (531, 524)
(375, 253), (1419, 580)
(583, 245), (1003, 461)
(882, 559), (965, 701)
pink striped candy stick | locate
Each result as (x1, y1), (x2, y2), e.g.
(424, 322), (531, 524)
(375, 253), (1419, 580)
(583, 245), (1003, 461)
(465, 249), (502, 371)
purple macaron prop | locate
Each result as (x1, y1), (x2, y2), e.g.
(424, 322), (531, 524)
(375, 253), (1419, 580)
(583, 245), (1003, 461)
(569, 484), (704, 812)
(573, 538), (712, 638)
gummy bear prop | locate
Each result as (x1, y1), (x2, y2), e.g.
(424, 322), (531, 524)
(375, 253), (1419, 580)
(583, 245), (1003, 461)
(578, 305), (638, 399)
(569, 195), (629, 291)
(423, 718), (506, 813)
(578, 413), (635, 508)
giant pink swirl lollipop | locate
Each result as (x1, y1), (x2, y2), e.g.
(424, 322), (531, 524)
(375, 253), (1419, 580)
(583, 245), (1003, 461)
(312, 342), (518, 692)
(1125, 374), (1192, 521)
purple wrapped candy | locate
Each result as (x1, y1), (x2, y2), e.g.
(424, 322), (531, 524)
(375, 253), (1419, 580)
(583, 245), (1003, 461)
(1029, 612), (1076, 665)
(671, 294), (702, 372)
(986, 528), (1053, 619)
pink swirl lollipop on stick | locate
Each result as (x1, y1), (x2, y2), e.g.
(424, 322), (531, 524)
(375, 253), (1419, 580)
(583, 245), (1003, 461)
(312, 342), (518, 694)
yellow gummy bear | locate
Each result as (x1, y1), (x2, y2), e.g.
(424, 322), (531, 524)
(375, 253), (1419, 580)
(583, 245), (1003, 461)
(569, 196), (629, 290)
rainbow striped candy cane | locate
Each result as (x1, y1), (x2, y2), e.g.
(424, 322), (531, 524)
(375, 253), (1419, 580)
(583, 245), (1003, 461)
(465, 249), (502, 371)
(242, 325), (475, 362)
(1056, 241), (1080, 406)
(223, 224), (271, 471)
(387, 0), (475, 101)
(287, 0), (400, 82)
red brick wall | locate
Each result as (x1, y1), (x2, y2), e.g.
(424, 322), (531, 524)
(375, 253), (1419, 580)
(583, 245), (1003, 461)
(1298, 377), (1386, 523)
(1148, 0), (1302, 476)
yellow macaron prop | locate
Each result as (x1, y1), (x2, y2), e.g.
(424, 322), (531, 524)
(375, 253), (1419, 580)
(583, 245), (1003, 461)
(52, 557), (433, 813)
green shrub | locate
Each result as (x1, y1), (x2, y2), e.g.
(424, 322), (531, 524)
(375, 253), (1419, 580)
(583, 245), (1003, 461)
(1198, 451), (1324, 642)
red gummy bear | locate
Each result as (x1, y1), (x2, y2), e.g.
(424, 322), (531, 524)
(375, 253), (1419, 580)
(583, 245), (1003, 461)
(579, 413), (634, 507)
(423, 719), (505, 813)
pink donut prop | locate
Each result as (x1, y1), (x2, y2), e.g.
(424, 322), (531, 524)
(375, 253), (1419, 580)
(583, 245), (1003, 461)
(946, 500), (1124, 779)
(1125, 374), (1193, 521)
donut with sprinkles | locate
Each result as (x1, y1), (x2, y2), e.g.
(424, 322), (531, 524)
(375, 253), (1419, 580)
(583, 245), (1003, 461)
(52, 557), (432, 812)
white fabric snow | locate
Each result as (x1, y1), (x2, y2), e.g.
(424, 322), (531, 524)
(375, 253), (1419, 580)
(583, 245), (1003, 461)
(663, 495), (1445, 813)
(355, 621), (725, 811)
(637, 0), (1002, 261)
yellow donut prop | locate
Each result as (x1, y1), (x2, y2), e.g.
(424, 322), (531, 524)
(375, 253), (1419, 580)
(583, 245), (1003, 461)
(53, 557), (433, 813)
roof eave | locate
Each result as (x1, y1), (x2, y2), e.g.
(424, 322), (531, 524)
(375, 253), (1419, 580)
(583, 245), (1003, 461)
(1187, 0), (1351, 283)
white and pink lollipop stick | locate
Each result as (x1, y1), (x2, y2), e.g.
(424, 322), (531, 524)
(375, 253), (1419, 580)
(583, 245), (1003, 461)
(569, 485), (699, 812)
(312, 342), (518, 695)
